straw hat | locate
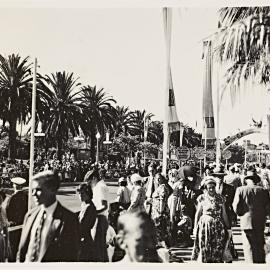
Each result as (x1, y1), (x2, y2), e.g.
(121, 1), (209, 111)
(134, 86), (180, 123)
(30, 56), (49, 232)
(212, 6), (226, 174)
(11, 177), (26, 185)
(130, 173), (142, 184)
(201, 176), (216, 187)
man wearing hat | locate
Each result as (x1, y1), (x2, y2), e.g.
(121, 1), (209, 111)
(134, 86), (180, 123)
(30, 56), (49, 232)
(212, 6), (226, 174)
(6, 177), (28, 261)
(233, 174), (270, 263)
(17, 170), (79, 262)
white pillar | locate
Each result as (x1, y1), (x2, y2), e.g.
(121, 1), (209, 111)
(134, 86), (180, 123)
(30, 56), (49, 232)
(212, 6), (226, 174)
(162, 7), (172, 176)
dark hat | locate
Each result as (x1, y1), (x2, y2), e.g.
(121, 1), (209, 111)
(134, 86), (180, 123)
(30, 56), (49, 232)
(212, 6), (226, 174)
(211, 165), (226, 177)
(244, 174), (261, 184)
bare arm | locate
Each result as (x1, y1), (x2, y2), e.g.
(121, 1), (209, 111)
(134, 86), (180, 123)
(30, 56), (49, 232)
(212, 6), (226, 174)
(193, 203), (203, 235)
(96, 200), (108, 214)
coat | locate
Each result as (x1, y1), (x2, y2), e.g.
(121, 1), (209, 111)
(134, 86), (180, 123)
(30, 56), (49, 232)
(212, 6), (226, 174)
(17, 202), (79, 262)
(78, 202), (97, 261)
(221, 183), (236, 225)
(233, 185), (270, 230)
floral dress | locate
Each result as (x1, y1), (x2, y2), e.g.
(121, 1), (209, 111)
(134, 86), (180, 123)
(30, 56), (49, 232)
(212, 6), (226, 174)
(151, 184), (171, 246)
(191, 193), (226, 263)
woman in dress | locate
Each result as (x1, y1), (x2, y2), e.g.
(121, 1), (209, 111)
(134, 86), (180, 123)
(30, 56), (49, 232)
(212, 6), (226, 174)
(77, 183), (97, 261)
(128, 174), (146, 212)
(191, 176), (230, 263)
(151, 173), (172, 248)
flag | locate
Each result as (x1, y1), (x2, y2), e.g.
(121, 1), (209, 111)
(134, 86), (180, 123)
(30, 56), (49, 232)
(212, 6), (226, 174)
(202, 40), (215, 142)
(167, 68), (181, 133)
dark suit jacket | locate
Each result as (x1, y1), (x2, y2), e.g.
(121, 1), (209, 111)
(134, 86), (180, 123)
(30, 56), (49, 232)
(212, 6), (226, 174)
(6, 190), (28, 225)
(221, 183), (235, 224)
(78, 202), (97, 261)
(233, 185), (270, 230)
(17, 202), (79, 262)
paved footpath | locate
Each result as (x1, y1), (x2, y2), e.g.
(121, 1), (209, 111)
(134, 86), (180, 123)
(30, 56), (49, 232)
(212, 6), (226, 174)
(169, 224), (245, 263)
(56, 182), (270, 263)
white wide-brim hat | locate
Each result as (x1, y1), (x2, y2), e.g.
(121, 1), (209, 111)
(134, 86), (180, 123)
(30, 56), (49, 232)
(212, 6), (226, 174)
(130, 173), (142, 184)
(11, 177), (26, 185)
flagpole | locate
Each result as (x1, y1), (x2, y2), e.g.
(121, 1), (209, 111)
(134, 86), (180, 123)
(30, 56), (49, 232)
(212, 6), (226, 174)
(162, 7), (171, 176)
(216, 58), (221, 167)
(204, 122), (207, 167)
(28, 58), (37, 211)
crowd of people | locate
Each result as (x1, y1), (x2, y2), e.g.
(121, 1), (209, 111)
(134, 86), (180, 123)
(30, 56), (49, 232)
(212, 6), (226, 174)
(0, 159), (270, 263)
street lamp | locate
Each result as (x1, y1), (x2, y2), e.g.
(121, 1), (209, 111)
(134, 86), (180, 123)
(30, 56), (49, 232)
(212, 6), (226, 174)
(96, 131), (101, 163)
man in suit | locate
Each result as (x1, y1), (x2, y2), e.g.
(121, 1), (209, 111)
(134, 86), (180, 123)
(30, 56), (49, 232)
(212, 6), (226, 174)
(144, 163), (158, 215)
(17, 170), (79, 262)
(233, 174), (270, 263)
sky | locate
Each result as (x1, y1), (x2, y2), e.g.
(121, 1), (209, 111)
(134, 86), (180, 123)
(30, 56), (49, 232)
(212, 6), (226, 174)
(1, 3), (270, 144)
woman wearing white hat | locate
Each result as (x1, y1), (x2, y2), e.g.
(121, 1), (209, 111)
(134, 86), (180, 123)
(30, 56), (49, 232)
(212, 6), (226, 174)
(191, 176), (230, 263)
(127, 174), (146, 213)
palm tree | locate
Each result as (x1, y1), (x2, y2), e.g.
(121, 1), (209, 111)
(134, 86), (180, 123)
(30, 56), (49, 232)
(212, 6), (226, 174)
(80, 86), (117, 160)
(114, 105), (134, 135)
(216, 7), (270, 102)
(0, 54), (32, 159)
(129, 110), (154, 140)
(181, 125), (202, 148)
(37, 71), (86, 158)
(147, 120), (163, 146)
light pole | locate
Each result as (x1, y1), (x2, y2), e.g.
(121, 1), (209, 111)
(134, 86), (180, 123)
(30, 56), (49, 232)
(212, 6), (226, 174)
(96, 131), (101, 163)
(103, 131), (112, 160)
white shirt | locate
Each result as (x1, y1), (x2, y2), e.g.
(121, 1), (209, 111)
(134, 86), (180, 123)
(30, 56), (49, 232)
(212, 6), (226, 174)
(92, 180), (109, 217)
(25, 201), (57, 262)
(145, 176), (154, 198)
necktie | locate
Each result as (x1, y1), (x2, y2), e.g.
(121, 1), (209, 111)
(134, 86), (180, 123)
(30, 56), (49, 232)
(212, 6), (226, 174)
(30, 211), (46, 262)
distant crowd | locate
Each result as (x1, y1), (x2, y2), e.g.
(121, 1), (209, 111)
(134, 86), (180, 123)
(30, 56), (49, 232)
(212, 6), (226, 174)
(1, 155), (270, 263)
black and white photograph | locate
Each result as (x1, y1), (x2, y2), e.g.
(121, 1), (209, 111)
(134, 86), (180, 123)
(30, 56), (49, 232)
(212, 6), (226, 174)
(1, 0), (270, 265)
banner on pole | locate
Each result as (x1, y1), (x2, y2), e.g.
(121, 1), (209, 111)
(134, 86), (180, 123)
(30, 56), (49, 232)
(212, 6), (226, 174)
(167, 69), (181, 133)
(202, 40), (215, 142)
